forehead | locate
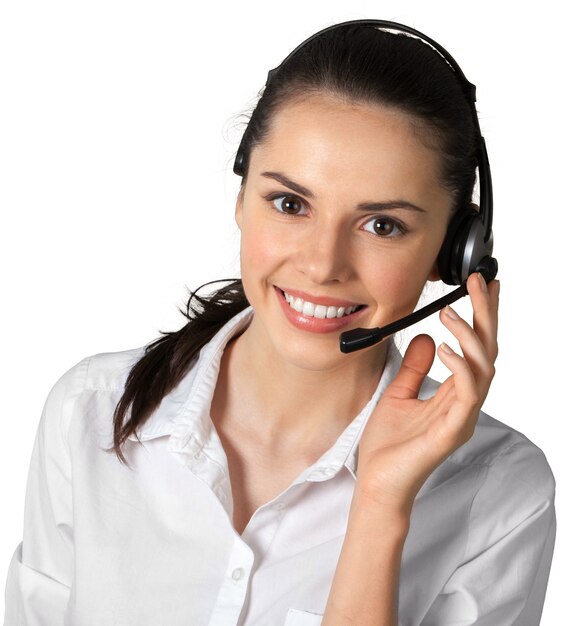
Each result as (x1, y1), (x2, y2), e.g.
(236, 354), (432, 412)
(249, 94), (449, 209)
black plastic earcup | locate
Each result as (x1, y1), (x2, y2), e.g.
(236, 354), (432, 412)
(437, 207), (476, 285)
(438, 206), (495, 285)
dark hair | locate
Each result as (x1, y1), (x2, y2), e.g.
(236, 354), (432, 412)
(237, 24), (477, 206)
(108, 23), (478, 466)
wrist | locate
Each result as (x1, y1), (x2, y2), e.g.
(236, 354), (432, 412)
(351, 481), (414, 530)
(323, 483), (409, 626)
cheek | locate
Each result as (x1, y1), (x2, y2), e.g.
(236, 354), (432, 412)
(239, 223), (287, 279)
(364, 245), (438, 320)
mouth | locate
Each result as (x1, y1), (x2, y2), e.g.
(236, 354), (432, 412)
(280, 289), (367, 319)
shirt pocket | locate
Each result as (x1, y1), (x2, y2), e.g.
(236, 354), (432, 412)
(284, 608), (324, 625)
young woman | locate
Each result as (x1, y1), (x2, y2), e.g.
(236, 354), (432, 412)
(5, 19), (555, 626)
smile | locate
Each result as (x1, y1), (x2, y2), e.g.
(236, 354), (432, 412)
(281, 290), (365, 319)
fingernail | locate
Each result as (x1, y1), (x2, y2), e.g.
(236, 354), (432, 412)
(478, 272), (487, 292)
(440, 342), (454, 355)
(444, 305), (459, 320)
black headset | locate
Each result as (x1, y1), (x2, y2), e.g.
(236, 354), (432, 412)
(232, 19), (498, 353)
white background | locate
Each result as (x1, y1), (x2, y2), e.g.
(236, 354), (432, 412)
(1, 0), (559, 622)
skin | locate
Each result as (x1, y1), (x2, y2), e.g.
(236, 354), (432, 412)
(214, 91), (499, 516)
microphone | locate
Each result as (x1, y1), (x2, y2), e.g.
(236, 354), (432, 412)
(339, 256), (498, 353)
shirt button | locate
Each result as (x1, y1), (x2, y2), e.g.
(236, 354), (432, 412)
(273, 501), (285, 511)
(231, 567), (245, 581)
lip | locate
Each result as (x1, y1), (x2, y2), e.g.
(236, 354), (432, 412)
(276, 286), (365, 308)
(274, 286), (368, 334)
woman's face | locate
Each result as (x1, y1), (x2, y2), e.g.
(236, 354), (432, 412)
(235, 93), (453, 372)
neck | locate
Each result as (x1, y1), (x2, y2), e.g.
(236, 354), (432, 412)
(212, 314), (389, 454)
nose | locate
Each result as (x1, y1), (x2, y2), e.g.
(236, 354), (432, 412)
(293, 218), (354, 284)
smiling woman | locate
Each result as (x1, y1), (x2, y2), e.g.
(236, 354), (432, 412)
(4, 18), (555, 626)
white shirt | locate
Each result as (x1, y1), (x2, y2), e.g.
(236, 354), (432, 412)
(4, 305), (557, 626)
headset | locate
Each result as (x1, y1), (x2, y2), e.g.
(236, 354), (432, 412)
(232, 19), (498, 353)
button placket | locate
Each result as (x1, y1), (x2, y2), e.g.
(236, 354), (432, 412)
(231, 567), (245, 582)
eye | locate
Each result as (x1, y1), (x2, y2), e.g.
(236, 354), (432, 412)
(269, 193), (307, 216)
(362, 216), (406, 238)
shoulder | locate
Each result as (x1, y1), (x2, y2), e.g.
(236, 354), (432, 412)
(412, 385), (556, 624)
(49, 345), (146, 397)
(83, 345), (148, 391)
(39, 345), (148, 441)
(416, 375), (556, 582)
(419, 375), (555, 497)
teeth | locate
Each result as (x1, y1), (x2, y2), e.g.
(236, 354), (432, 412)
(282, 291), (362, 319)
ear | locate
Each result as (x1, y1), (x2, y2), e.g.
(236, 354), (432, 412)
(427, 259), (441, 282)
(235, 187), (244, 229)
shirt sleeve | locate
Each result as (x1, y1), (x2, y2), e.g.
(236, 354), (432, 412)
(420, 439), (557, 626)
(4, 357), (89, 626)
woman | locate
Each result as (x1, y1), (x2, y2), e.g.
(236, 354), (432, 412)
(5, 19), (555, 626)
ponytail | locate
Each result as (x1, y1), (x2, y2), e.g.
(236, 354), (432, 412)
(108, 278), (249, 467)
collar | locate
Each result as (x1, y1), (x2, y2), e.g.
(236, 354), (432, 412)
(128, 305), (403, 481)
(126, 306), (255, 443)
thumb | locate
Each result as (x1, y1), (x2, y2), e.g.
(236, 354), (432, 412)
(385, 334), (436, 400)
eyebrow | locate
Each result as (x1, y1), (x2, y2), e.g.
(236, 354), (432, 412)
(260, 170), (427, 213)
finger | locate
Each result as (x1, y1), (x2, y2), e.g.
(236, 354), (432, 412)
(437, 342), (480, 433)
(439, 302), (495, 398)
(386, 334), (435, 400)
(467, 272), (499, 362)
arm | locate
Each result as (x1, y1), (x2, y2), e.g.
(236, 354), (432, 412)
(422, 441), (556, 625)
(321, 487), (411, 626)
(4, 357), (88, 626)
(319, 273), (499, 624)
(322, 443), (556, 626)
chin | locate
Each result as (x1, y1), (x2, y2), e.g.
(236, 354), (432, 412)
(285, 343), (346, 371)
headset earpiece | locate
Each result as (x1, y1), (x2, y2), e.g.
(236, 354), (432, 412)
(233, 142), (246, 177)
(437, 205), (495, 285)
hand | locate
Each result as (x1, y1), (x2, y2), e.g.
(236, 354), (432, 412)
(355, 272), (500, 514)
